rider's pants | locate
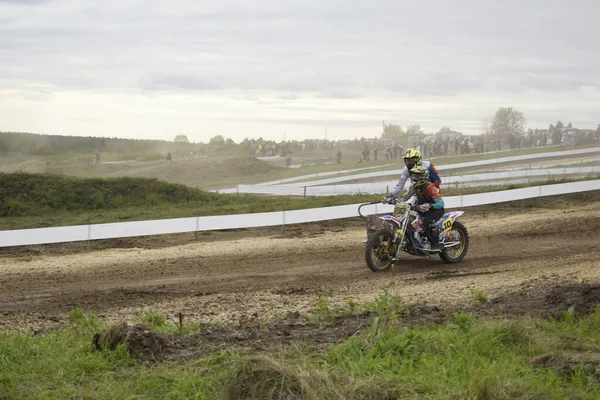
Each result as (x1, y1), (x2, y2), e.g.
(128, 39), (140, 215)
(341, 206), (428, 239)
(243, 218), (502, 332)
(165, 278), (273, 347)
(419, 208), (445, 245)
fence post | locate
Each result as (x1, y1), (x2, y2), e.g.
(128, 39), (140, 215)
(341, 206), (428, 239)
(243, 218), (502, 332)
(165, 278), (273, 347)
(304, 186), (307, 198)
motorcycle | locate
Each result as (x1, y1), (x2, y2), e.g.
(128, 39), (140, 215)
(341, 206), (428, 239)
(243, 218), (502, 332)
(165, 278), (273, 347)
(358, 197), (469, 272)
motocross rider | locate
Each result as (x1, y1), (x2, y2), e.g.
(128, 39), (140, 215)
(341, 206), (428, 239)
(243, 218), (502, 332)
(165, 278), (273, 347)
(384, 165), (430, 202)
(388, 148), (441, 199)
(382, 166), (445, 251)
(411, 171), (445, 251)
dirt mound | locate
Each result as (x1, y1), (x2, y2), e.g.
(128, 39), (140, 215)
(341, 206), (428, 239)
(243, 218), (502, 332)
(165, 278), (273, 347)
(529, 352), (600, 381)
(544, 283), (600, 315)
(93, 323), (200, 362)
(479, 282), (600, 319)
(93, 312), (372, 362)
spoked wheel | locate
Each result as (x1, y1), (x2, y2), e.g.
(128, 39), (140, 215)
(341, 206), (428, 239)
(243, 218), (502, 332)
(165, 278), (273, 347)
(439, 221), (469, 264)
(365, 229), (396, 272)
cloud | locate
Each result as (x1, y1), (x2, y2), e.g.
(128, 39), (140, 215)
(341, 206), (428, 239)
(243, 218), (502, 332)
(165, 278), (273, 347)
(139, 75), (222, 91)
(0, 0), (50, 4)
(318, 91), (364, 99)
(233, 94), (261, 102)
(2, 0), (599, 96)
(277, 93), (299, 100)
(0, 0), (599, 140)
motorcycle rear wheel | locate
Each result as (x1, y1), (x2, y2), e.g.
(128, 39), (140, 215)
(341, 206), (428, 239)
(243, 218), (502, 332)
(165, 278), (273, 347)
(365, 229), (396, 272)
(439, 221), (469, 264)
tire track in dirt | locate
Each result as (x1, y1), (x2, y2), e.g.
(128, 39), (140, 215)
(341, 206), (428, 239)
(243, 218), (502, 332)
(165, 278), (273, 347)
(1, 203), (599, 331)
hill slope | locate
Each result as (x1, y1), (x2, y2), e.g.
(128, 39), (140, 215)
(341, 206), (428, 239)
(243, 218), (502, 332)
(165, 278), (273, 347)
(0, 173), (220, 217)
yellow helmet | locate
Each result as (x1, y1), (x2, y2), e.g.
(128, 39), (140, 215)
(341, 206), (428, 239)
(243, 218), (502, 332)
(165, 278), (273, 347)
(403, 148), (422, 169)
(409, 166), (429, 183)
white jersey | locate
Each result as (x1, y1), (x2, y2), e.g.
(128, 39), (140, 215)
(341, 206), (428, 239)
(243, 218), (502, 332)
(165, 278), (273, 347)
(389, 160), (432, 197)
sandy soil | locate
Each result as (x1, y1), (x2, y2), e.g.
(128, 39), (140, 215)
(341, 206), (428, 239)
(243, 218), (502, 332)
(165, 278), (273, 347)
(1, 202), (599, 332)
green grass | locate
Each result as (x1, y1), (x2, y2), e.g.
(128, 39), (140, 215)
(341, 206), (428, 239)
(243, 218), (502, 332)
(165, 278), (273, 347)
(1, 172), (599, 230)
(216, 157), (398, 187)
(2, 295), (600, 399)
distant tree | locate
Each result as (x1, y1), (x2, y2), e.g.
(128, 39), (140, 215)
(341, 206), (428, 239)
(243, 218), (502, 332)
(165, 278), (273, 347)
(406, 124), (423, 136)
(439, 126), (452, 133)
(381, 121), (404, 141)
(567, 122), (572, 128)
(555, 121), (564, 129)
(174, 135), (189, 144)
(491, 107), (526, 150)
(481, 118), (492, 134)
(209, 135), (225, 146)
(225, 137), (236, 146)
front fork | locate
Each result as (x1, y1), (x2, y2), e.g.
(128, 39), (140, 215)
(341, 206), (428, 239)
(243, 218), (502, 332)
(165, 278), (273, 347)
(393, 209), (411, 260)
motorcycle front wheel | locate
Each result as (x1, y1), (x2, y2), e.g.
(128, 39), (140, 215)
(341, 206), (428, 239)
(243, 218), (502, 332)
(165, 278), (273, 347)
(365, 229), (396, 272)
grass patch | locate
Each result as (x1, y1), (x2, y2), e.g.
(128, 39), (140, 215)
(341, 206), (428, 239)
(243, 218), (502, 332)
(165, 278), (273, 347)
(3, 299), (600, 399)
(1, 173), (599, 230)
(470, 289), (489, 304)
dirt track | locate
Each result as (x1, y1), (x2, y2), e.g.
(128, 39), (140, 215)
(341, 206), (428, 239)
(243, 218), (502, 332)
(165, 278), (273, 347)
(1, 202), (600, 332)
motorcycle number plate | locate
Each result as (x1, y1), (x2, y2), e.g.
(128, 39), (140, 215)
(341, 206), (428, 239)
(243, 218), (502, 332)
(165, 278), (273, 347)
(442, 218), (453, 231)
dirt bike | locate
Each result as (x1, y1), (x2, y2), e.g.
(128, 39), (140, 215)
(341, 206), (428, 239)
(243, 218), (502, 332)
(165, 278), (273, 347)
(358, 197), (469, 272)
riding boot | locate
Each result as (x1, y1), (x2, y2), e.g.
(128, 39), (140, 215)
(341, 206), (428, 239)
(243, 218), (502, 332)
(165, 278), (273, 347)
(427, 224), (442, 251)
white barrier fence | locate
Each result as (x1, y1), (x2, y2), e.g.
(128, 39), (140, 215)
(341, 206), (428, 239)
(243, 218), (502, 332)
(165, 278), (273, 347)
(257, 145), (564, 186)
(256, 164), (395, 186)
(215, 147), (600, 193)
(220, 167), (600, 196)
(1, 180), (599, 248)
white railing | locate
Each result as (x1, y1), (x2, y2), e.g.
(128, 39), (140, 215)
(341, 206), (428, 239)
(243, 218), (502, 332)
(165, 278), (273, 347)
(219, 167), (600, 196)
(1, 180), (599, 248)
(214, 147), (600, 193)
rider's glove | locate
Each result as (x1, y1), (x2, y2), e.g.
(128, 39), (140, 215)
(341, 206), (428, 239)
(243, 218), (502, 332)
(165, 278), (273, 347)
(381, 196), (393, 204)
(416, 203), (431, 213)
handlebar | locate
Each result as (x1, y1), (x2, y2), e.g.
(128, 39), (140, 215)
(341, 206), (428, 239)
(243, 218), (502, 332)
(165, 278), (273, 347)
(357, 200), (381, 218)
(357, 198), (417, 218)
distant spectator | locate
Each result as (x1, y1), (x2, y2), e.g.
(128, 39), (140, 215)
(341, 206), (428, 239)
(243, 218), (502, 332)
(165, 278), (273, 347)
(167, 152), (172, 163)
(385, 146), (392, 160)
(361, 144), (370, 161)
(373, 148), (378, 160)
(286, 155), (292, 168)
(393, 143), (400, 159)
(336, 149), (342, 164)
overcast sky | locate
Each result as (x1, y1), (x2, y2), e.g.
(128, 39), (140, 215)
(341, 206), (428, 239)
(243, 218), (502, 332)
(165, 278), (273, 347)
(1, 0), (599, 143)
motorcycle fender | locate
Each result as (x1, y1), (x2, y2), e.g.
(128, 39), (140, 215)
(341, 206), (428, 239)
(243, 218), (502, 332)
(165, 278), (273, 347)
(379, 215), (405, 236)
(438, 211), (464, 232)
(379, 215), (404, 225)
